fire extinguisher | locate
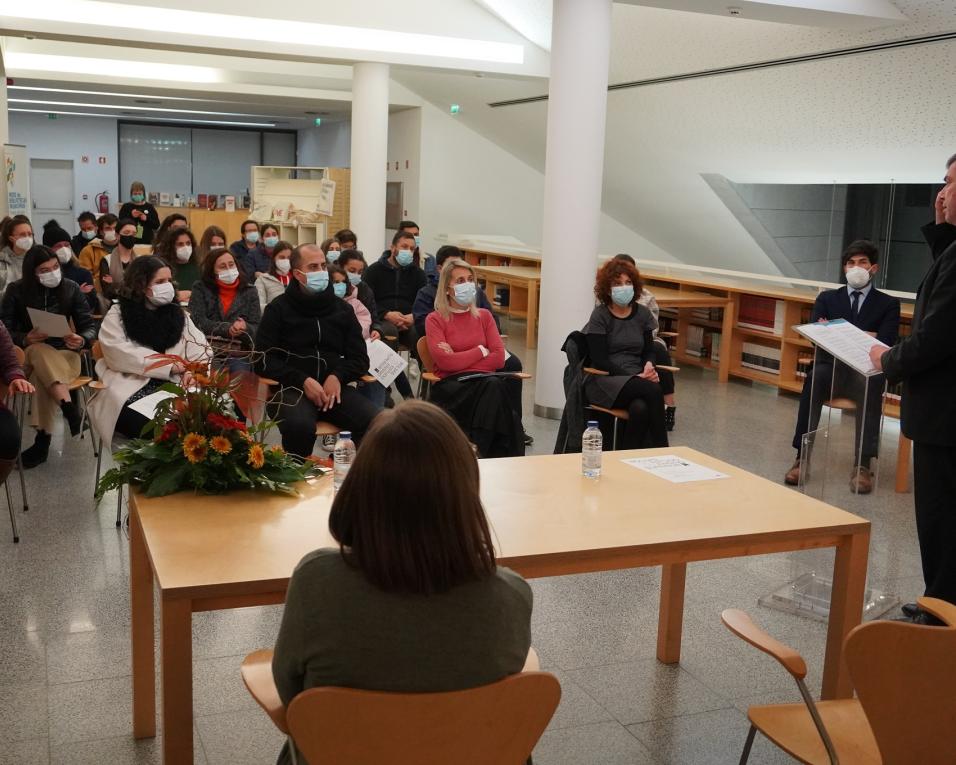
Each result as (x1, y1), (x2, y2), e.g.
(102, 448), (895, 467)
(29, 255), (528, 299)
(96, 191), (110, 214)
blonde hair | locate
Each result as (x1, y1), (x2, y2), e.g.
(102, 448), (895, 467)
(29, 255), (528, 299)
(434, 259), (479, 321)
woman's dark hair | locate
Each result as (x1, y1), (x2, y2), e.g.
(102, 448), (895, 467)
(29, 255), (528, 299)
(119, 255), (169, 302)
(2, 215), (32, 248)
(260, 223), (280, 240)
(117, 217), (138, 234)
(435, 245), (464, 268)
(327, 263), (348, 291)
(21, 245), (68, 306)
(268, 240), (294, 277)
(198, 225), (227, 262)
(154, 213), (188, 244)
(337, 248), (366, 269)
(201, 247), (248, 289)
(329, 400), (496, 594)
(594, 257), (642, 306)
(613, 253), (636, 266)
(334, 228), (357, 246)
(154, 226), (197, 265)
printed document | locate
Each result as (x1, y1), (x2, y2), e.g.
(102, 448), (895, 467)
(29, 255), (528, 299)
(128, 391), (177, 421)
(795, 319), (887, 377)
(366, 339), (405, 388)
(622, 455), (729, 483)
(26, 308), (72, 338)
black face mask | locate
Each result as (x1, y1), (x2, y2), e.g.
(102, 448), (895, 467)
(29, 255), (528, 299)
(120, 234), (137, 249)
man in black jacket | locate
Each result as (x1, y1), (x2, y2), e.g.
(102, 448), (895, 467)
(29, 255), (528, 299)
(254, 244), (379, 457)
(871, 155), (956, 620)
(785, 240), (900, 493)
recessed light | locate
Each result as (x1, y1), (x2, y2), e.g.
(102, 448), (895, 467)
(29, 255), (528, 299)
(9, 107), (276, 128)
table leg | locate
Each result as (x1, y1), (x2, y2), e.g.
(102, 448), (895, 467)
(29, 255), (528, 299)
(161, 597), (193, 765)
(526, 279), (539, 350)
(657, 562), (687, 664)
(718, 298), (734, 383)
(895, 433), (911, 493)
(822, 530), (870, 699)
(130, 510), (155, 738)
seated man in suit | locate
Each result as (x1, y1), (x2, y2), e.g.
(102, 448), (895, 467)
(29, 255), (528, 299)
(785, 240), (900, 493)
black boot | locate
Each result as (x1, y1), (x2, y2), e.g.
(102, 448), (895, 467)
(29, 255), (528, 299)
(60, 400), (83, 437)
(21, 431), (52, 469)
(664, 406), (677, 432)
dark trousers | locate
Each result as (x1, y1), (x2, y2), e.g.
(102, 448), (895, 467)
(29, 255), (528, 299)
(611, 377), (668, 449)
(268, 385), (380, 458)
(381, 320), (418, 398)
(650, 341), (675, 397)
(0, 407), (21, 460)
(913, 442), (956, 603)
(500, 353), (524, 422)
(791, 361), (883, 464)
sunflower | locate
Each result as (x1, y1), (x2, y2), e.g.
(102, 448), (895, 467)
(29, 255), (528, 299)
(247, 443), (265, 469)
(270, 445), (285, 457)
(182, 433), (208, 464)
(209, 435), (232, 455)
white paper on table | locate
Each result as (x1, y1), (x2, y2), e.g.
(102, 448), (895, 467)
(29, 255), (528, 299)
(127, 391), (177, 421)
(26, 308), (72, 338)
(622, 455), (729, 483)
(365, 339), (405, 388)
(794, 319), (886, 377)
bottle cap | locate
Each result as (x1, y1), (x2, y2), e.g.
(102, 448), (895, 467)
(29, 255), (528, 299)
(586, 421), (598, 427)
(339, 431), (351, 438)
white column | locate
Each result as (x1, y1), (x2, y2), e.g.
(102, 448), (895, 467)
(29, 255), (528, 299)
(349, 62), (389, 254)
(0, 49), (9, 218)
(534, 0), (613, 418)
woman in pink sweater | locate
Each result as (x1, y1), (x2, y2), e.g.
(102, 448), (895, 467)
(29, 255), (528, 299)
(424, 260), (523, 457)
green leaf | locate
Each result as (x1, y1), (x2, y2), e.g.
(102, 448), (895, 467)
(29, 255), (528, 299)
(144, 463), (190, 497)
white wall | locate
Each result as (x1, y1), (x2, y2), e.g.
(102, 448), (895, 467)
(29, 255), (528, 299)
(9, 112), (119, 231)
(297, 121), (351, 168)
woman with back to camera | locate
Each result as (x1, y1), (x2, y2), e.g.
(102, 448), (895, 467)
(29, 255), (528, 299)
(88, 256), (207, 448)
(271, 400), (533, 765)
(584, 258), (669, 449)
(1, 245), (96, 467)
(118, 180), (160, 244)
(153, 226), (200, 303)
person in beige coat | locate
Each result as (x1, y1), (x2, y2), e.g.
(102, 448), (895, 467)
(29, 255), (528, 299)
(88, 256), (208, 448)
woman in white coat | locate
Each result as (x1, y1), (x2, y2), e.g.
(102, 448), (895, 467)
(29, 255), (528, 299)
(88, 255), (208, 447)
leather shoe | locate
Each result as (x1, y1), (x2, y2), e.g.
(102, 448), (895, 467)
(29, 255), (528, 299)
(891, 610), (946, 626)
(784, 458), (805, 486)
(901, 602), (920, 618)
(849, 466), (873, 494)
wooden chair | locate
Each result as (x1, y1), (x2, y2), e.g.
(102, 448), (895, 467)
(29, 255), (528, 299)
(722, 596), (956, 765)
(416, 337), (532, 402)
(0, 354), (35, 543)
(241, 648), (559, 765)
(583, 365), (680, 450)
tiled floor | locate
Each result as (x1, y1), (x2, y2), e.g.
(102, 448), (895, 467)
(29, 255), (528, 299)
(0, 328), (922, 764)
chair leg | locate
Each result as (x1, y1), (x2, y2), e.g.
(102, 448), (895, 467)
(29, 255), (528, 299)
(5, 481), (19, 543)
(14, 394), (28, 512)
(116, 483), (123, 528)
(612, 417), (619, 451)
(738, 724), (757, 765)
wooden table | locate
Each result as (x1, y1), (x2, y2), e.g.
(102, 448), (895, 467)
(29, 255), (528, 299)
(130, 446), (870, 764)
(471, 265), (541, 349)
(650, 286), (735, 383)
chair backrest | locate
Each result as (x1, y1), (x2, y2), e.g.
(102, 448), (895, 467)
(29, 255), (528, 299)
(416, 336), (435, 374)
(845, 619), (956, 764)
(91, 340), (104, 361)
(286, 672), (561, 765)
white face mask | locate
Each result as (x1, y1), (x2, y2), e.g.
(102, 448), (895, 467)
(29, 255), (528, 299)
(175, 245), (192, 263)
(103, 229), (118, 243)
(15, 236), (34, 252)
(217, 267), (240, 285)
(56, 246), (73, 264)
(38, 268), (62, 289)
(148, 281), (176, 306)
(274, 258), (291, 274)
(845, 266), (873, 290)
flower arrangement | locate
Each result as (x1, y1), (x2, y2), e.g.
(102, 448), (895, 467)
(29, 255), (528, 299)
(95, 354), (318, 499)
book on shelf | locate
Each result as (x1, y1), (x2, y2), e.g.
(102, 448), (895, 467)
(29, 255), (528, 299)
(159, 192), (171, 206)
(690, 307), (723, 322)
(709, 331), (721, 362)
(197, 194), (208, 209)
(741, 342), (781, 375)
(685, 324), (708, 358)
(147, 192), (160, 205)
(738, 294), (786, 335)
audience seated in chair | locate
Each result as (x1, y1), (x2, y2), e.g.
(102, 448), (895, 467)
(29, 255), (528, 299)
(0, 322), (34, 481)
(583, 258), (668, 450)
(328, 264), (386, 409)
(270, 400), (533, 765)
(1, 245), (97, 467)
(153, 225), (200, 304)
(425, 259), (525, 458)
(98, 218), (139, 303)
(254, 244), (379, 458)
(87, 256), (208, 447)
(255, 240), (294, 311)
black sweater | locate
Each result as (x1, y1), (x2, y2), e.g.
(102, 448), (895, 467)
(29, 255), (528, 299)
(254, 281), (369, 389)
(363, 259), (426, 318)
(1, 278), (96, 350)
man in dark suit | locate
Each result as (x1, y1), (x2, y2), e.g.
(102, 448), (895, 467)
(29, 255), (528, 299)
(785, 240), (900, 493)
(871, 155), (956, 621)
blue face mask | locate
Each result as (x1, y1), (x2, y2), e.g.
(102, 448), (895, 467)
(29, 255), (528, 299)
(245, 231), (259, 244)
(453, 281), (477, 306)
(302, 270), (329, 293)
(347, 271), (362, 286)
(326, 250), (340, 263)
(263, 236), (279, 248)
(611, 285), (635, 306)
(332, 282), (347, 298)
(395, 250), (413, 267)
(414, 235), (421, 248)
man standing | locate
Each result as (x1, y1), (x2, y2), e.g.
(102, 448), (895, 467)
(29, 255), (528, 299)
(871, 155), (956, 621)
(785, 240), (900, 493)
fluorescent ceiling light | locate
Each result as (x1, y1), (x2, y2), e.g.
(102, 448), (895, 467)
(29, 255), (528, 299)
(9, 108), (275, 128)
(8, 85), (211, 102)
(5, 52), (221, 83)
(10, 98), (288, 119)
(1, 1), (523, 64)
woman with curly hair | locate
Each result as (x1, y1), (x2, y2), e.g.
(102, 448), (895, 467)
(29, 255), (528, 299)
(583, 258), (668, 449)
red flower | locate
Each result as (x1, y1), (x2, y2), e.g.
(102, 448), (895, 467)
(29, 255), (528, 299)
(155, 422), (179, 443)
(206, 413), (248, 432)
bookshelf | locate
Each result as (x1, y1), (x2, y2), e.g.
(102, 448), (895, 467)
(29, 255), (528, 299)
(249, 166), (350, 246)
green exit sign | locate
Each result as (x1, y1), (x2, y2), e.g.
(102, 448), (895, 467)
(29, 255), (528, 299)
(47, 113), (58, 120)
(314, 117), (322, 126)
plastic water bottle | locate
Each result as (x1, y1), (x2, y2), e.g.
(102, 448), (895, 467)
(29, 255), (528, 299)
(582, 421), (602, 479)
(333, 431), (356, 493)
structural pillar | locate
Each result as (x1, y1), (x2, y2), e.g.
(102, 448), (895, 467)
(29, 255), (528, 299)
(349, 62), (389, 254)
(0, 49), (9, 218)
(534, 0), (613, 418)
